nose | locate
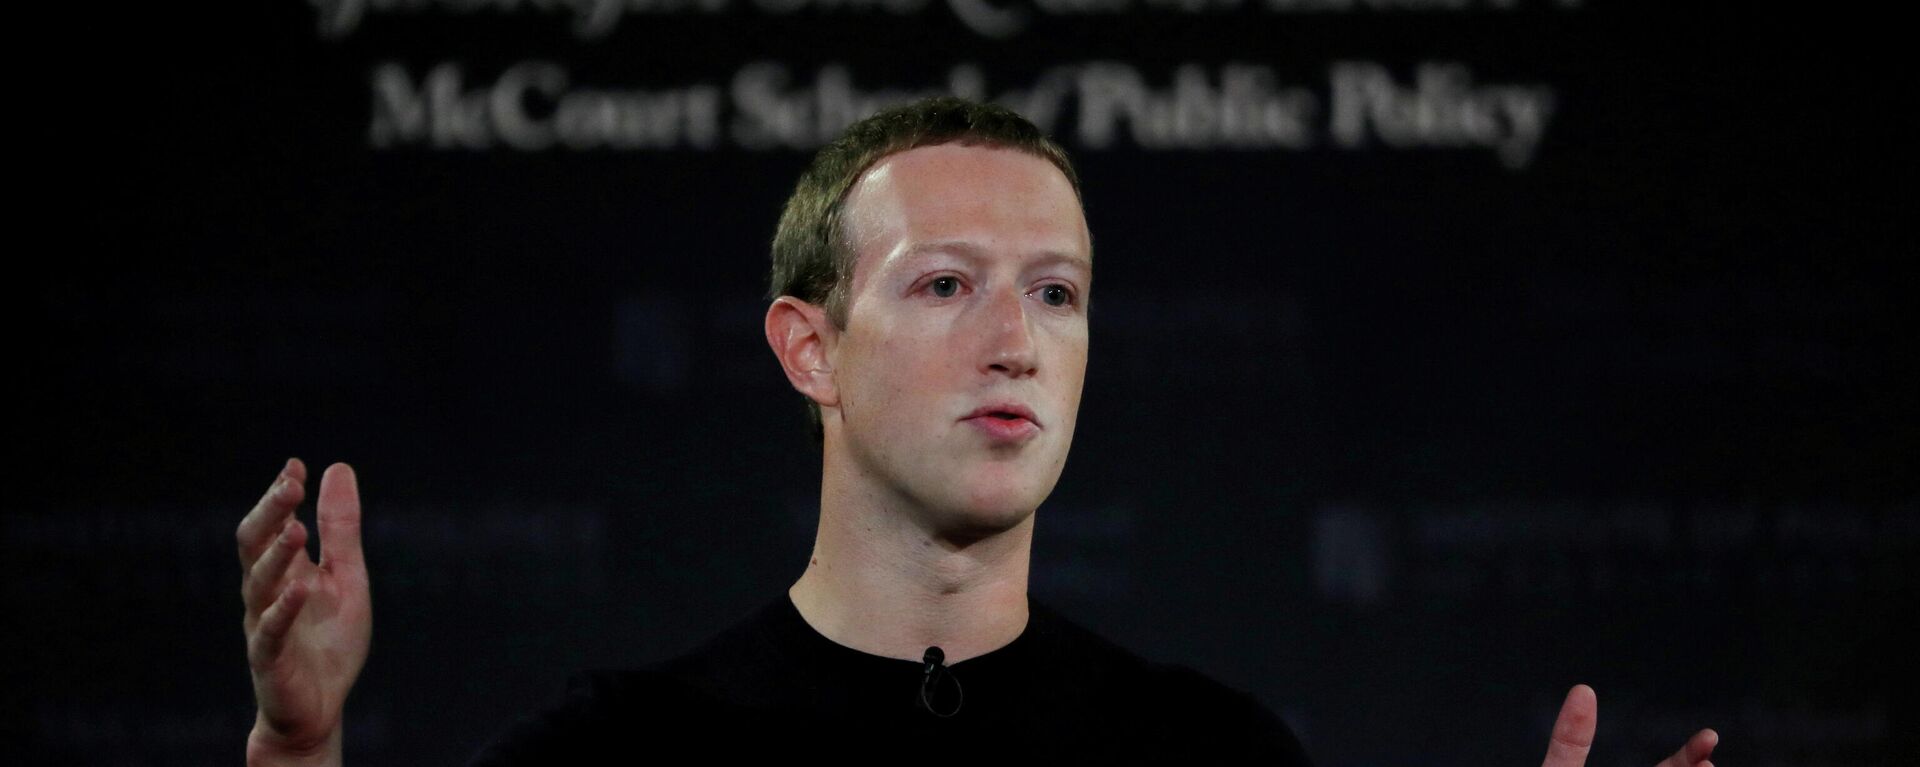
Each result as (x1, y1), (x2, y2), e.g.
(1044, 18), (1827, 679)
(979, 283), (1038, 379)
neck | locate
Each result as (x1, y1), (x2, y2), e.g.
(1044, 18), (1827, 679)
(789, 452), (1034, 664)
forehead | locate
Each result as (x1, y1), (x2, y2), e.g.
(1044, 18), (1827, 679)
(840, 143), (1091, 285)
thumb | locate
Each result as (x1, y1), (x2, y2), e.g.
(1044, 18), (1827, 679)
(1541, 684), (1597, 767)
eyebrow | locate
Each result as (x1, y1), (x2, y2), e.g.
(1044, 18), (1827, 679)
(899, 241), (1093, 277)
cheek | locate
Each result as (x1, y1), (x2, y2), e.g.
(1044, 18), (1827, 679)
(1048, 333), (1090, 386)
(847, 337), (939, 421)
(1049, 341), (1089, 433)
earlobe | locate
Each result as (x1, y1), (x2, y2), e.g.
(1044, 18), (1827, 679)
(764, 297), (840, 409)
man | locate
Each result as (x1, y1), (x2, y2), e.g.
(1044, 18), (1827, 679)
(236, 97), (1721, 764)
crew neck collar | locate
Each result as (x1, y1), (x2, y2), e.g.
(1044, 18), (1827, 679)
(775, 592), (1044, 673)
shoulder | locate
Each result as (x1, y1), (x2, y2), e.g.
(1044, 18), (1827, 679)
(1026, 600), (1315, 764)
(469, 663), (809, 764)
(463, 669), (675, 765)
(467, 599), (795, 765)
(1023, 598), (1242, 700)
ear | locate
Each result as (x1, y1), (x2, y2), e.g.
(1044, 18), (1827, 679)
(764, 296), (840, 410)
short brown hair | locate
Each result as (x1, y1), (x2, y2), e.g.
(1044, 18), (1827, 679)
(767, 96), (1083, 444)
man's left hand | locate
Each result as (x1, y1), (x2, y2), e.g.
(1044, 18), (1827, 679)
(1540, 684), (1718, 767)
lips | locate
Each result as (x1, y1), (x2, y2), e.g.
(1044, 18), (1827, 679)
(962, 403), (1040, 428)
(961, 402), (1041, 443)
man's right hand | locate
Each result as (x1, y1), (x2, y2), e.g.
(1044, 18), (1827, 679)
(237, 459), (372, 767)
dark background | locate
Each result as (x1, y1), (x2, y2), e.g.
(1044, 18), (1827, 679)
(17, 2), (1914, 765)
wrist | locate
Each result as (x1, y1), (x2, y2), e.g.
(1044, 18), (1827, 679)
(246, 720), (343, 767)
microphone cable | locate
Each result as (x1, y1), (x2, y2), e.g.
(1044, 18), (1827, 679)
(919, 646), (964, 717)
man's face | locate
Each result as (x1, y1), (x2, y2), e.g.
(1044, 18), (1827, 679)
(824, 143), (1091, 537)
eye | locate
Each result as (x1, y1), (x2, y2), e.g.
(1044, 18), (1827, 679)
(929, 276), (961, 298)
(1038, 284), (1074, 307)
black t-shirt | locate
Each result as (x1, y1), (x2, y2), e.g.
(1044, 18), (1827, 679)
(470, 595), (1312, 763)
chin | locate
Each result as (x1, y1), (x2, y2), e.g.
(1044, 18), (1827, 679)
(933, 507), (1036, 544)
(928, 483), (1045, 541)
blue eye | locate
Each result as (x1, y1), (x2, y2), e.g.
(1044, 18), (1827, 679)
(930, 277), (960, 298)
(1040, 285), (1073, 307)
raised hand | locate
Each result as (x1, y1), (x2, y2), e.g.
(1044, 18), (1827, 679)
(1540, 684), (1718, 767)
(237, 459), (372, 766)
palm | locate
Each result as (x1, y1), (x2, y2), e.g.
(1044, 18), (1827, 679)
(238, 460), (372, 753)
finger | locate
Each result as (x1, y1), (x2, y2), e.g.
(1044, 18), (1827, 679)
(1541, 684), (1598, 767)
(238, 458), (307, 569)
(1658, 728), (1718, 767)
(249, 579), (309, 666)
(316, 463), (364, 573)
(244, 520), (310, 615)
